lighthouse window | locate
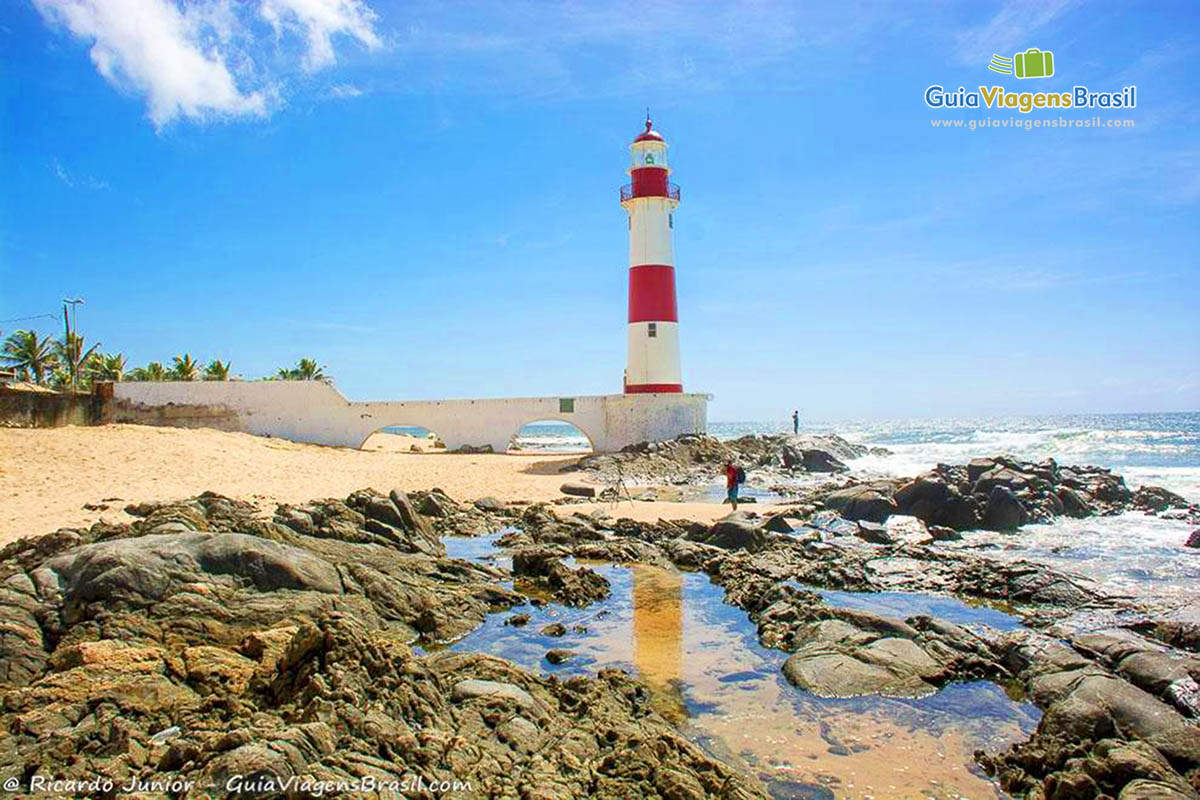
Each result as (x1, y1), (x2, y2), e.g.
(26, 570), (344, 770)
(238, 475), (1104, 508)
(648, 323), (657, 338)
(669, 214), (674, 228)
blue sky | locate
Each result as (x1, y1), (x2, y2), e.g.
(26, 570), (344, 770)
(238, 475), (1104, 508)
(2, 0), (1197, 422)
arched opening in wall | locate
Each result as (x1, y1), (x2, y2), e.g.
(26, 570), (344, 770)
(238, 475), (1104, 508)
(508, 419), (594, 455)
(361, 425), (447, 453)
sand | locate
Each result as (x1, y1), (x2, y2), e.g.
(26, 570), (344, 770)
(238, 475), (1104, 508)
(0, 424), (749, 544)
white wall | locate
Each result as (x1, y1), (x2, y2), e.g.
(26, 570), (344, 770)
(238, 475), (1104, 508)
(112, 381), (708, 452)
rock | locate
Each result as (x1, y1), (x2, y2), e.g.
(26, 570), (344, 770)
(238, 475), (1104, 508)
(762, 514), (796, 534)
(973, 467), (1030, 495)
(967, 458), (997, 483)
(451, 679), (542, 716)
(540, 622), (567, 637)
(560, 482), (597, 498)
(781, 644), (934, 698)
(687, 516), (769, 552)
(512, 549), (610, 606)
(545, 649), (573, 664)
(885, 515), (931, 545)
(474, 496), (506, 512)
(1058, 487), (1094, 518)
(1185, 530), (1200, 549)
(506, 613), (531, 627)
(824, 486), (897, 524)
(36, 532), (344, 605)
(854, 522), (894, 545)
(928, 525), (963, 542)
(982, 485), (1028, 531)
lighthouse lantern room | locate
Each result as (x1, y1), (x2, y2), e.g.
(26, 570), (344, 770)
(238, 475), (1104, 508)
(621, 117), (683, 394)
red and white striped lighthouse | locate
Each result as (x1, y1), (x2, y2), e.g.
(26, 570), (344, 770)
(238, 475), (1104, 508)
(621, 117), (682, 394)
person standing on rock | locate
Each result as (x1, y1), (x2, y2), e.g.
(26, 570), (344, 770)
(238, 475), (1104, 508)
(724, 461), (741, 510)
(792, 410), (799, 435)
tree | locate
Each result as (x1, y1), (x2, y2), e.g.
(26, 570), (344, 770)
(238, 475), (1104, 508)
(131, 361), (168, 381)
(204, 359), (231, 381)
(56, 332), (100, 392)
(91, 353), (127, 382)
(171, 354), (200, 381)
(293, 358), (327, 381)
(1, 329), (58, 384)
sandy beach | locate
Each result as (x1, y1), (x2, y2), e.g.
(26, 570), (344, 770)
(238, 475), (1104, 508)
(0, 424), (742, 543)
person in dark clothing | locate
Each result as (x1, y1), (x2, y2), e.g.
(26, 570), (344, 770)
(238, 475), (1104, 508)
(724, 461), (740, 510)
(792, 410), (799, 435)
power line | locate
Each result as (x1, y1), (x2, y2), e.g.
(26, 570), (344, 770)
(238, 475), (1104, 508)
(0, 313), (60, 325)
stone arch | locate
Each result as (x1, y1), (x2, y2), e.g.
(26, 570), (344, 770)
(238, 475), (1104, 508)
(359, 423), (447, 453)
(507, 417), (597, 454)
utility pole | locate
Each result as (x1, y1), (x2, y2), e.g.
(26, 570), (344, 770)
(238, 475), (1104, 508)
(62, 297), (85, 392)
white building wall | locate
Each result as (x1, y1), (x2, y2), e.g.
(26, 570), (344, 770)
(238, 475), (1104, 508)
(111, 381), (707, 452)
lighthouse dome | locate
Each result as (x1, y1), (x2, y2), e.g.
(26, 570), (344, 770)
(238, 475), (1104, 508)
(633, 118), (664, 143)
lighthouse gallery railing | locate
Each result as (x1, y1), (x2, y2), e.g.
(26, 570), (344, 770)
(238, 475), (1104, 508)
(620, 182), (680, 202)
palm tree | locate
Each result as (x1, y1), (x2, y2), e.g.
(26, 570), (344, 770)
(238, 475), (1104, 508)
(1, 329), (58, 384)
(131, 361), (168, 381)
(91, 353), (127, 382)
(293, 358), (327, 381)
(204, 359), (231, 381)
(276, 367), (297, 380)
(56, 332), (101, 392)
(171, 354), (200, 381)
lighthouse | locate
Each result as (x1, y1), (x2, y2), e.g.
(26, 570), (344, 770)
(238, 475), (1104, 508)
(622, 117), (682, 394)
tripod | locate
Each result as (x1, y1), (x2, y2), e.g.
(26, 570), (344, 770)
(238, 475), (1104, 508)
(603, 461), (635, 507)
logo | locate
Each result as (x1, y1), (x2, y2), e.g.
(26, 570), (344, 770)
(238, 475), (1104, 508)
(989, 48), (1055, 79)
(924, 44), (1136, 116)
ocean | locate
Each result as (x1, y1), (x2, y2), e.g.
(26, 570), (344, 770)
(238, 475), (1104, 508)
(515, 412), (1200, 610)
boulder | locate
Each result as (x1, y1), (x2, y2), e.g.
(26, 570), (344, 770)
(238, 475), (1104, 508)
(1184, 530), (1200, 549)
(782, 644), (934, 698)
(982, 486), (1029, 531)
(800, 449), (848, 473)
(854, 522), (894, 545)
(687, 516), (769, 553)
(1058, 487), (1095, 518)
(973, 467), (1030, 495)
(825, 486), (897, 524)
(967, 458), (997, 483)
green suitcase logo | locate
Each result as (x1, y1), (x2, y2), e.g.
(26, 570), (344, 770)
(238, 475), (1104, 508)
(988, 47), (1055, 78)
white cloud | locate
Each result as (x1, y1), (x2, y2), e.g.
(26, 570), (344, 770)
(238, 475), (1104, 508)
(260, 0), (381, 71)
(328, 83), (366, 98)
(953, 0), (1079, 66)
(50, 157), (109, 189)
(33, 0), (381, 128)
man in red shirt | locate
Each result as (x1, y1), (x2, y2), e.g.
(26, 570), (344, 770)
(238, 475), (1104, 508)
(724, 461), (740, 510)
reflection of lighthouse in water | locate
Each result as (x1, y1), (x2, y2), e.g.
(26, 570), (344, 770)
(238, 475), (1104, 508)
(632, 565), (683, 695)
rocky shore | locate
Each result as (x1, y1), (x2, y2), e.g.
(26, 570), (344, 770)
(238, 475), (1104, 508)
(1, 465), (1197, 797)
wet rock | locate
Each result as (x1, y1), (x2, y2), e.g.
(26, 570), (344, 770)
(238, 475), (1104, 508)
(540, 622), (567, 637)
(512, 548), (610, 606)
(982, 485), (1029, 531)
(782, 644), (934, 698)
(687, 515), (769, 553)
(506, 613), (531, 627)
(853, 522), (894, 545)
(1185, 530), (1200, 549)
(762, 514), (796, 534)
(545, 649), (573, 664)
(824, 485), (897, 524)
(928, 525), (963, 542)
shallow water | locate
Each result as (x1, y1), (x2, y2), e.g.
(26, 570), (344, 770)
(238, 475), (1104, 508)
(789, 583), (1025, 633)
(442, 536), (1039, 799)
